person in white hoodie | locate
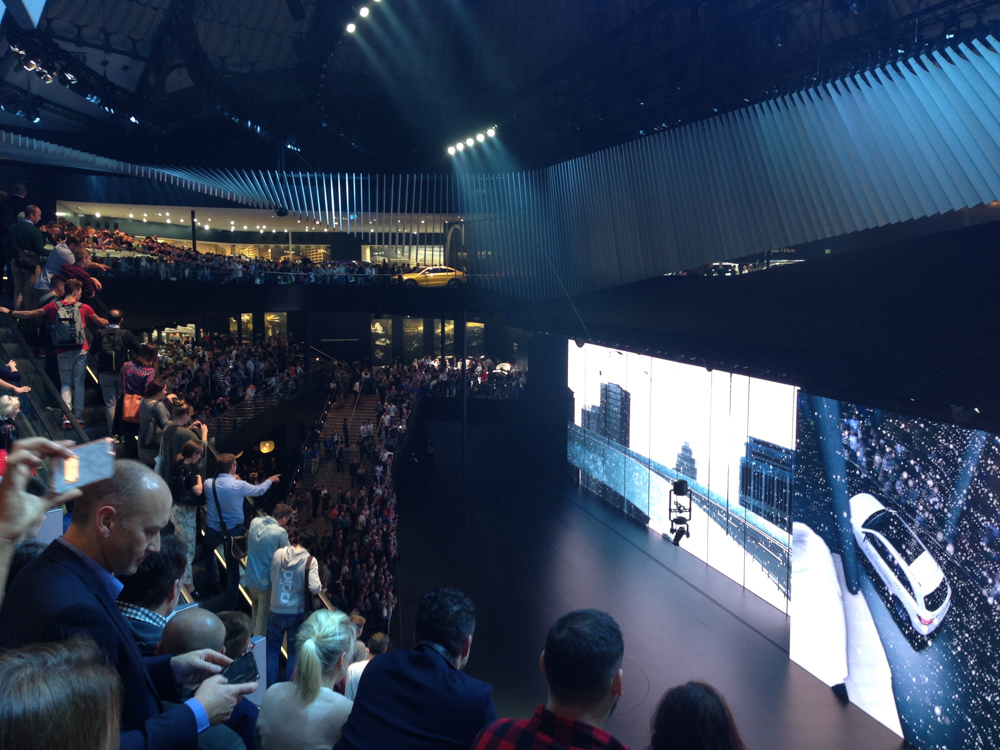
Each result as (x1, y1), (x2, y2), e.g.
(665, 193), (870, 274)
(266, 527), (322, 686)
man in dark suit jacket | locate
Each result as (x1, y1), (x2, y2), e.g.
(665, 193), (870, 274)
(335, 587), (498, 750)
(0, 459), (256, 750)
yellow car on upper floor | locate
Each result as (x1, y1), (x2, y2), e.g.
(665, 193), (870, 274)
(397, 266), (467, 288)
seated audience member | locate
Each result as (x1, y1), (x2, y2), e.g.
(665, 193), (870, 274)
(335, 587), (497, 750)
(116, 535), (188, 656)
(0, 635), (121, 750)
(219, 611), (254, 658)
(257, 609), (356, 750)
(159, 608), (228, 662)
(0, 458), (256, 750)
(5, 538), (46, 596)
(344, 631), (389, 700)
(158, 608), (257, 750)
(472, 609), (627, 750)
(648, 682), (747, 750)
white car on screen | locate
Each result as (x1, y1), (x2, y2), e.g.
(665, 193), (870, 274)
(849, 493), (951, 636)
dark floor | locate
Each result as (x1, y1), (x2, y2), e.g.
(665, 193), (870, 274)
(397, 420), (907, 750)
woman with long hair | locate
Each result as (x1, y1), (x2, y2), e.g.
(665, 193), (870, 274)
(649, 682), (747, 750)
(256, 608), (356, 749)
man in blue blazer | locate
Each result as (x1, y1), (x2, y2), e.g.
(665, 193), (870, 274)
(335, 587), (498, 750)
(0, 459), (256, 750)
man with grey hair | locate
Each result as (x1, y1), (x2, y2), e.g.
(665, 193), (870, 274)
(0, 459), (256, 750)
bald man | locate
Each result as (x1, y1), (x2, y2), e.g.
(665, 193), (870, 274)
(160, 608), (227, 657)
(0, 459), (256, 750)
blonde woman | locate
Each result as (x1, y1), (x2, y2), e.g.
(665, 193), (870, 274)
(256, 609), (356, 750)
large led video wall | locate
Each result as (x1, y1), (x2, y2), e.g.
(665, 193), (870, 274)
(791, 394), (1000, 749)
(567, 343), (797, 612)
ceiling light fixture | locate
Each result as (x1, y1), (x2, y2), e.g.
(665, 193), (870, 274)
(347, 22), (356, 32)
(359, 6), (370, 17)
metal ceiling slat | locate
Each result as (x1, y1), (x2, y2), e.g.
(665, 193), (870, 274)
(849, 71), (928, 223)
(928, 49), (1000, 200)
(897, 60), (984, 209)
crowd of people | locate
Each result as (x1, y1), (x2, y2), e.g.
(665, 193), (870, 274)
(0, 441), (747, 750)
(0, 189), (749, 750)
(46, 216), (436, 286)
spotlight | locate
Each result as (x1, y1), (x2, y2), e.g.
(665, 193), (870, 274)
(31, 115), (40, 124)
(41, 72), (55, 84)
(465, 138), (474, 146)
(456, 142), (464, 151)
(448, 146), (456, 155)
(359, 6), (369, 17)
(63, 73), (77, 85)
(476, 133), (485, 142)
(347, 22), (356, 32)
(486, 127), (496, 137)
(23, 60), (37, 71)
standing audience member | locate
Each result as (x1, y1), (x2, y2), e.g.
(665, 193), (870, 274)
(244, 503), (293, 637)
(157, 399), (208, 489)
(121, 344), (159, 455)
(90, 308), (139, 435)
(0, 395), (20, 456)
(204, 452), (278, 609)
(0, 636), (121, 750)
(266, 527), (321, 686)
(138, 379), (175, 468)
(1, 278), (109, 427)
(7, 204), (44, 310)
(472, 609), (627, 750)
(648, 682), (747, 750)
(0, 459), (256, 750)
(344, 632), (390, 700)
(257, 609), (356, 749)
(35, 273), (64, 388)
(116, 535), (188, 656)
(335, 587), (497, 750)
(169, 440), (205, 594)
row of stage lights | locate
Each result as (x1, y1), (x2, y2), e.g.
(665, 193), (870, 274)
(448, 127), (497, 155)
(346, 0), (382, 33)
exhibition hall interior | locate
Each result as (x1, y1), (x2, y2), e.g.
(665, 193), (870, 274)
(0, 1), (998, 749)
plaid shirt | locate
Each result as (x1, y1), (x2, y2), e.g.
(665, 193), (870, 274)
(59, 262), (97, 299)
(472, 706), (629, 750)
(115, 601), (167, 631)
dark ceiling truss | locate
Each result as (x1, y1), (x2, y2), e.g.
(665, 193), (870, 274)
(2, 18), (167, 130)
(492, 0), (1000, 152)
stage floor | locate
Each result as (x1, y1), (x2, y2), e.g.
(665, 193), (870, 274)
(395, 420), (906, 750)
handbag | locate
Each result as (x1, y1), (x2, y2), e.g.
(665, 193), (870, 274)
(209, 478), (249, 560)
(122, 393), (142, 424)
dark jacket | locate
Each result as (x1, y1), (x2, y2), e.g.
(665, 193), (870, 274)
(0, 540), (199, 750)
(334, 642), (497, 750)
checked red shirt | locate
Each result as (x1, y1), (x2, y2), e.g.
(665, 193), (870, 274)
(471, 705), (629, 750)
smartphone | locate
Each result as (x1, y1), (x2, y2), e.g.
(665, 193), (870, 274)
(50, 438), (116, 494)
(222, 651), (258, 684)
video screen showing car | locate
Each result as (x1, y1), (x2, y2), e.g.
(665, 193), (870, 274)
(567, 342), (797, 612)
(791, 394), (1000, 749)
